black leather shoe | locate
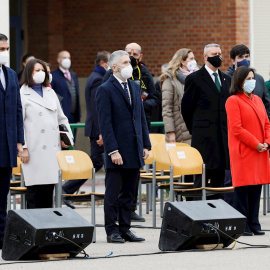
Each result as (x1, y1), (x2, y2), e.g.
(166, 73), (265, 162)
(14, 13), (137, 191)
(107, 233), (125, 243)
(0, 239), (3, 250)
(252, 230), (265, 235)
(63, 198), (75, 209)
(121, 231), (145, 242)
(131, 212), (145, 222)
(243, 231), (253, 236)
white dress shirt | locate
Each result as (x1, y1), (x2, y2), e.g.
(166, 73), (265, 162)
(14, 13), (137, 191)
(205, 64), (222, 86)
(0, 65), (6, 90)
(113, 74), (132, 104)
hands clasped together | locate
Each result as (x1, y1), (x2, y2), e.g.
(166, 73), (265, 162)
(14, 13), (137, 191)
(256, 143), (269, 152)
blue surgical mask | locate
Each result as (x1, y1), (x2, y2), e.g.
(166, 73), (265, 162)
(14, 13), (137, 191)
(243, 79), (256, 93)
(237, 59), (250, 68)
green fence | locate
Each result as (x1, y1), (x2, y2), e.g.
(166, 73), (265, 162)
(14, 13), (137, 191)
(69, 121), (164, 135)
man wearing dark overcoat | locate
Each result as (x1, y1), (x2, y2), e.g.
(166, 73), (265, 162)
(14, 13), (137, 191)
(96, 50), (151, 243)
(0, 34), (24, 248)
(182, 44), (231, 194)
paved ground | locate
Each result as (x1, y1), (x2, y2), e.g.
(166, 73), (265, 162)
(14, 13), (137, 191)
(1, 179), (270, 269)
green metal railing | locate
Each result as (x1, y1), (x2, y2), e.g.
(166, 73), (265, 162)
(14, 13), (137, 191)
(69, 121), (164, 135)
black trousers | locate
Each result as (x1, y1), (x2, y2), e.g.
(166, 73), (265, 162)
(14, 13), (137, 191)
(26, 184), (55, 209)
(0, 167), (12, 241)
(104, 168), (139, 236)
(234, 185), (262, 233)
(194, 169), (225, 200)
(62, 137), (104, 194)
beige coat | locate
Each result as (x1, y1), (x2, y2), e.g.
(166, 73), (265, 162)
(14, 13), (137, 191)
(20, 84), (72, 186)
(162, 71), (191, 144)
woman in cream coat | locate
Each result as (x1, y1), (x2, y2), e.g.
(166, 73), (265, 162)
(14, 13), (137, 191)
(20, 59), (73, 209)
(161, 48), (198, 144)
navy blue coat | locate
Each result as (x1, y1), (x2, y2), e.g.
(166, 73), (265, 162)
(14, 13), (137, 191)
(51, 68), (81, 122)
(96, 75), (151, 169)
(84, 66), (105, 137)
(0, 65), (24, 167)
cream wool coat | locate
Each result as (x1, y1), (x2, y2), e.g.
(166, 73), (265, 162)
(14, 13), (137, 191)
(162, 71), (191, 144)
(20, 84), (72, 186)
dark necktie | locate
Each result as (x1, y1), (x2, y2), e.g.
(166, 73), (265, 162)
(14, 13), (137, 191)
(213, 72), (221, 92)
(121, 82), (131, 104)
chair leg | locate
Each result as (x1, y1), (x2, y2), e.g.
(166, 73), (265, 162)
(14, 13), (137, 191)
(91, 194), (96, 243)
(169, 166), (174, 202)
(138, 179), (142, 217)
(202, 164), (206, 200)
(177, 176), (182, 201)
(266, 184), (270, 213)
(149, 184), (152, 211)
(146, 184), (149, 214)
(13, 195), (16, 209)
(152, 161), (156, 228)
(7, 191), (11, 211)
(160, 170), (165, 218)
(263, 184), (266, 215)
(21, 194), (26, 209)
(55, 170), (62, 208)
(160, 184), (164, 218)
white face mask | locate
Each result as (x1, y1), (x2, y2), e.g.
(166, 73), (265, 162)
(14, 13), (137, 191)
(119, 65), (133, 79)
(49, 73), (53, 83)
(61, 58), (71, 69)
(33, 71), (45, 84)
(0, 50), (9, 65)
(187, 60), (197, 72)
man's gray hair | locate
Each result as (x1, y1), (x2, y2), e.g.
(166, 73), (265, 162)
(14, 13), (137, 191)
(109, 50), (129, 68)
(204, 43), (220, 54)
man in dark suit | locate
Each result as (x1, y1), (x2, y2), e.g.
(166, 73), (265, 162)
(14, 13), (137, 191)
(182, 44), (231, 195)
(102, 43), (158, 221)
(96, 50), (151, 243)
(62, 51), (110, 199)
(0, 34), (24, 248)
(51, 50), (81, 139)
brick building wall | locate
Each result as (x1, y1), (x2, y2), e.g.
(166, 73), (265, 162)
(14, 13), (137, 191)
(26, 0), (249, 77)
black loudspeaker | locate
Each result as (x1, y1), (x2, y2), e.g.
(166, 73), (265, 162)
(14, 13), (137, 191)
(159, 200), (246, 251)
(2, 208), (94, 260)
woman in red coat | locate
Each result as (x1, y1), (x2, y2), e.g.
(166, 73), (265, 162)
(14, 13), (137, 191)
(226, 66), (270, 236)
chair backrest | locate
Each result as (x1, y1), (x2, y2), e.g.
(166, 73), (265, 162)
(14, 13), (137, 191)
(168, 146), (203, 176)
(145, 150), (154, 165)
(56, 150), (93, 180)
(152, 142), (190, 171)
(12, 157), (21, 175)
(149, 133), (166, 146)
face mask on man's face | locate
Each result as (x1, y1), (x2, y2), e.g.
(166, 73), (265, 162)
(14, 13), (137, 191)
(0, 50), (9, 65)
(237, 59), (250, 68)
(207, 55), (222, 68)
(61, 58), (71, 69)
(118, 65), (133, 79)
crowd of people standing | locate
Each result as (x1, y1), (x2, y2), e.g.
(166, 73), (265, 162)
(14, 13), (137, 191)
(1, 29), (270, 247)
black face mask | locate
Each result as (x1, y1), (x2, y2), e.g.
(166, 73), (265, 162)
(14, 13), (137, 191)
(207, 55), (222, 68)
(130, 56), (139, 67)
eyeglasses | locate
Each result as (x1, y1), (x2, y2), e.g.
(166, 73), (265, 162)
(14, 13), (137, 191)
(125, 48), (141, 58)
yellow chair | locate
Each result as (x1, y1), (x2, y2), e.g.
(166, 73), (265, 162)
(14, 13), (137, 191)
(149, 133), (166, 145)
(55, 150), (104, 243)
(8, 158), (27, 210)
(168, 146), (234, 199)
(140, 142), (190, 227)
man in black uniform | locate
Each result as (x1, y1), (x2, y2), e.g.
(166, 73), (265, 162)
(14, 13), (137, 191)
(102, 42), (158, 221)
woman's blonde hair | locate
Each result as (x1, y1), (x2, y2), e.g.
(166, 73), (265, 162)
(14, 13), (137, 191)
(160, 48), (193, 83)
